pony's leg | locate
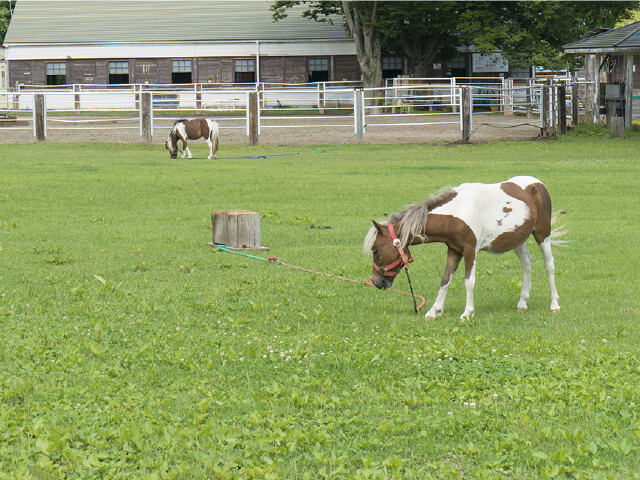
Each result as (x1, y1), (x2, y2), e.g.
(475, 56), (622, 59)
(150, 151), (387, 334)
(460, 254), (476, 321)
(539, 237), (560, 312)
(425, 248), (461, 321)
(514, 243), (532, 312)
(206, 138), (213, 160)
(180, 140), (188, 158)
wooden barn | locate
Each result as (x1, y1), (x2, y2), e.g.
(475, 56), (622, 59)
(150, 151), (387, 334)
(2, 0), (362, 87)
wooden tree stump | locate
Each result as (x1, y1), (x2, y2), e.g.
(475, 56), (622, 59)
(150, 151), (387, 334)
(210, 210), (268, 250)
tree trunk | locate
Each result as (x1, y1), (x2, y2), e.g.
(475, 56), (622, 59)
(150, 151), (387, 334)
(342, 1), (384, 109)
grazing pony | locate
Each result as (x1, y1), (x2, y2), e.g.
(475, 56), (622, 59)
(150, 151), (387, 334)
(165, 118), (219, 160)
(364, 176), (564, 321)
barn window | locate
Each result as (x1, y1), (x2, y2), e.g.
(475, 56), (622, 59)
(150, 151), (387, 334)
(172, 60), (192, 84)
(46, 62), (67, 86)
(109, 61), (129, 84)
(447, 55), (467, 77)
(308, 58), (329, 82)
(234, 59), (255, 83)
(382, 57), (403, 79)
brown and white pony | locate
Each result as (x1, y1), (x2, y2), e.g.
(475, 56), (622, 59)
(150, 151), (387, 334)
(364, 176), (564, 321)
(165, 118), (219, 160)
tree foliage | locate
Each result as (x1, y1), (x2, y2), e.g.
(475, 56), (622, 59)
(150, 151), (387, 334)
(458, 1), (640, 69)
(0, 1), (16, 44)
(272, 1), (639, 82)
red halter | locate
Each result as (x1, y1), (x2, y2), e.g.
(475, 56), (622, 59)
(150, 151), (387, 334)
(372, 223), (414, 277)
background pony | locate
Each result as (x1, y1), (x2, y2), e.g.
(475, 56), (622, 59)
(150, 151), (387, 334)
(165, 118), (219, 160)
(365, 176), (565, 321)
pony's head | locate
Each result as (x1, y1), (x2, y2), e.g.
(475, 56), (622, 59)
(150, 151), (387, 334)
(365, 220), (413, 290)
(165, 129), (178, 159)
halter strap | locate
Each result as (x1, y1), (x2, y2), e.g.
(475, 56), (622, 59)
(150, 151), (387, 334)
(372, 223), (414, 277)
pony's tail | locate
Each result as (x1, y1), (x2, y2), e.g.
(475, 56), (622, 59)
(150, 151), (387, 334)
(207, 119), (220, 156)
(550, 211), (569, 246)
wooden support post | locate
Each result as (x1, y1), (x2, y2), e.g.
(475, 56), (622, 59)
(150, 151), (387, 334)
(318, 82), (325, 115)
(211, 210), (268, 250)
(140, 92), (152, 144)
(610, 117), (624, 138)
(541, 86), (550, 138)
(461, 86), (471, 143)
(248, 92), (259, 145)
(195, 83), (202, 114)
(571, 81), (579, 126)
(74, 84), (81, 115)
(34, 93), (46, 142)
(558, 85), (567, 135)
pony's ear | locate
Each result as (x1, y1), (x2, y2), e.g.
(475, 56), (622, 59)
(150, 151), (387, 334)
(371, 220), (384, 235)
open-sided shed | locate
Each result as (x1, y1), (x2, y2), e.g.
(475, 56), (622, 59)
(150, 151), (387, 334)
(564, 21), (640, 129)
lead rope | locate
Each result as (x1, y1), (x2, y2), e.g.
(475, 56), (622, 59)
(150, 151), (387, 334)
(404, 267), (418, 314)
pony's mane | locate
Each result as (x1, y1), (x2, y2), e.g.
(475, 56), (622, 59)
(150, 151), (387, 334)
(363, 188), (456, 253)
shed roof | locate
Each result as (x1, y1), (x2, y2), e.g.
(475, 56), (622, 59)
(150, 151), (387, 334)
(563, 21), (640, 54)
(3, 0), (351, 45)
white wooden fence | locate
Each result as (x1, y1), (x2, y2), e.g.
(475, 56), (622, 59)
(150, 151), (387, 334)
(0, 80), (590, 143)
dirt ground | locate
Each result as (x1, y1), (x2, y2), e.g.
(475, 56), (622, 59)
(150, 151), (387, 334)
(0, 113), (543, 146)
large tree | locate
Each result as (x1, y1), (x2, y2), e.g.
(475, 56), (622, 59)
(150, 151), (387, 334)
(272, 1), (388, 90)
(382, 2), (468, 78)
(273, 1), (639, 81)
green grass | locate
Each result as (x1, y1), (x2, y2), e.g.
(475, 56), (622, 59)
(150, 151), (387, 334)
(1, 134), (639, 479)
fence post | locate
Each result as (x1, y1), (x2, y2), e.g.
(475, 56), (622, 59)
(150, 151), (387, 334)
(34, 93), (46, 141)
(140, 92), (152, 143)
(318, 82), (325, 115)
(571, 80), (579, 126)
(461, 86), (471, 143)
(503, 78), (513, 115)
(195, 83), (202, 114)
(541, 86), (550, 138)
(354, 88), (364, 144)
(74, 84), (81, 115)
(558, 85), (567, 135)
(248, 91), (259, 145)
(526, 79), (534, 119)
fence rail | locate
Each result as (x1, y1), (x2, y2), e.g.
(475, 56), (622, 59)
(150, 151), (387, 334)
(0, 81), (590, 144)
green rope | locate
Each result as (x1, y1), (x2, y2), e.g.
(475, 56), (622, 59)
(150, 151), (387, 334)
(314, 124), (368, 154)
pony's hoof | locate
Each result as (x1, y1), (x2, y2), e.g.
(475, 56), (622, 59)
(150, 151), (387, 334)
(425, 314), (436, 321)
(551, 307), (561, 313)
(517, 307), (528, 313)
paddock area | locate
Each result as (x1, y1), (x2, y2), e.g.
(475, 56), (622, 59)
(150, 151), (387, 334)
(0, 112), (542, 145)
(1, 138), (639, 478)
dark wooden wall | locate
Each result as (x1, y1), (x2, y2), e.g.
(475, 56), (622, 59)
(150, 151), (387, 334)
(8, 55), (362, 86)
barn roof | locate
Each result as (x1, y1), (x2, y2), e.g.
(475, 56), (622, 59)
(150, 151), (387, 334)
(3, 0), (351, 45)
(563, 21), (640, 54)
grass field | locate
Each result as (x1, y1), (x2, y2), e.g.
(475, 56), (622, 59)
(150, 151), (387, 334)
(1, 129), (640, 479)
